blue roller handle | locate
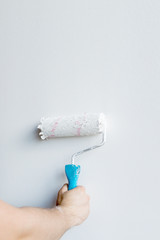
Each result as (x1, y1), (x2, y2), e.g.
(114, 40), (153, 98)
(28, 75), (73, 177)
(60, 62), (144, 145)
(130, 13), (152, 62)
(65, 164), (81, 190)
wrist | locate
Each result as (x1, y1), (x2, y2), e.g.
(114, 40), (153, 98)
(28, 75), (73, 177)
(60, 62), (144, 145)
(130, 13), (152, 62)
(56, 206), (77, 228)
(52, 207), (72, 230)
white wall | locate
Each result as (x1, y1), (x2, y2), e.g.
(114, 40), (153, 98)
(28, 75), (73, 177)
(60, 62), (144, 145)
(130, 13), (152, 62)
(0, 1), (160, 239)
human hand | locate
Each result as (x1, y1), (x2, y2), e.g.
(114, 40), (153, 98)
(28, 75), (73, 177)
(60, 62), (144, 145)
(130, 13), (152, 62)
(56, 184), (90, 228)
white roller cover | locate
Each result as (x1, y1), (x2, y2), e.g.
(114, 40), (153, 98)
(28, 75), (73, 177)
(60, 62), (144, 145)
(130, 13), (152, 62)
(38, 113), (106, 140)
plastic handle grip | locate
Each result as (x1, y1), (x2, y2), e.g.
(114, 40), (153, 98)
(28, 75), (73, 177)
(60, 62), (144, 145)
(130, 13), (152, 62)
(65, 164), (81, 190)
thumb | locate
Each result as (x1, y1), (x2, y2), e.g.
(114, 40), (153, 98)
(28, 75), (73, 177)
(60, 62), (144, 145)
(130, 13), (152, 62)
(56, 184), (68, 205)
(61, 183), (68, 194)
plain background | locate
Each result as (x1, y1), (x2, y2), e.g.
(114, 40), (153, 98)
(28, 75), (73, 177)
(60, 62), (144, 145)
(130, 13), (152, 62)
(0, 0), (160, 239)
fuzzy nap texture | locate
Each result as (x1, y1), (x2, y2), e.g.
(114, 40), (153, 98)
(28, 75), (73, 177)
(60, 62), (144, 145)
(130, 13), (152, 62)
(37, 113), (106, 140)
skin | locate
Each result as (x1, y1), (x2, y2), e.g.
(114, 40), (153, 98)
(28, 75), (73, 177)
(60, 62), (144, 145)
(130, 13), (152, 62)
(0, 184), (90, 240)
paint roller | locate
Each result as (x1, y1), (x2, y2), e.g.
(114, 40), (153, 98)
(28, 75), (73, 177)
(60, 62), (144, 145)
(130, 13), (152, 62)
(37, 113), (106, 190)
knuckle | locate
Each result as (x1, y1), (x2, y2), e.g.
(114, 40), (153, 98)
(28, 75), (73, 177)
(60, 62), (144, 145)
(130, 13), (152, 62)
(77, 186), (86, 192)
(81, 186), (86, 192)
(63, 183), (68, 189)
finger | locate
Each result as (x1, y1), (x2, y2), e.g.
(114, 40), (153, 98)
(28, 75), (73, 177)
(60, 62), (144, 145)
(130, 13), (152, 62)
(56, 191), (61, 206)
(56, 184), (68, 205)
(56, 185), (64, 205)
(75, 186), (86, 192)
(61, 184), (68, 194)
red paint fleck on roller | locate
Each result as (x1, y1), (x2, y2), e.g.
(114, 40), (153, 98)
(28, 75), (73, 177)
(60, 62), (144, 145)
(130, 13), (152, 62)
(50, 119), (60, 137)
(77, 127), (81, 136)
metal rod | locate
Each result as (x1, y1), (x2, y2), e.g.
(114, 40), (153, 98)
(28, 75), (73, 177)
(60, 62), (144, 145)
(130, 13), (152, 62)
(71, 123), (107, 164)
